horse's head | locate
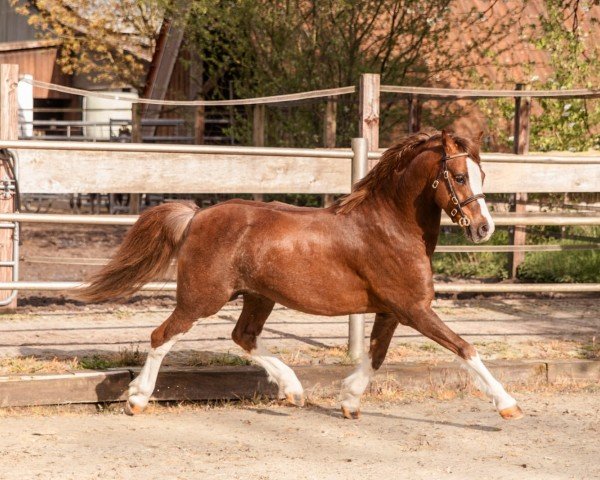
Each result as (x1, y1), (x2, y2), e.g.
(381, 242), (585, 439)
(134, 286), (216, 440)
(432, 131), (495, 243)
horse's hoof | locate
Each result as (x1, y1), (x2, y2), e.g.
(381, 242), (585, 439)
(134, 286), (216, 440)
(341, 406), (360, 420)
(499, 405), (524, 420)
(285, 392), (305, 407)
(124, 400), (146, 416)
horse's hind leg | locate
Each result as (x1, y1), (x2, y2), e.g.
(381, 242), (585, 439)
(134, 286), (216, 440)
(231, 293), (305, 406)
(126, 306), (199, 415)
(341, 312), (398, 419)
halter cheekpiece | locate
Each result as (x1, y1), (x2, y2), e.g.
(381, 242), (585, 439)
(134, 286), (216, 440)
(431, 151), (485, 228)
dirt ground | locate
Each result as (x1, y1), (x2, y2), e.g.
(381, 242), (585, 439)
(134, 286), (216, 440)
(0, 390), (598, 480)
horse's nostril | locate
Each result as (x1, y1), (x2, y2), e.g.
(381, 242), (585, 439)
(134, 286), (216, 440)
(478, 224), (489, 237)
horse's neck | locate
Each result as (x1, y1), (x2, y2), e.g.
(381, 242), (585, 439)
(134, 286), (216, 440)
(358, 163), (442, 250)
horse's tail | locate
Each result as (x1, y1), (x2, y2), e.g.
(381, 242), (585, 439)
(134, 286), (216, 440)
(76, 202), (198, 303)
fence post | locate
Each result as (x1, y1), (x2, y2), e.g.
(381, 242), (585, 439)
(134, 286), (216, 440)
(323, 98), (337, 207)
(252, 105), (265, 202)
(509, 84), (531, 278)
(348, 137), (369, 361)
(359, 73), (380, 169)
(129, 103), (142, 214)
(407, 94), (422, 134)
(0, 64), (18, 309)
(194, 106), (205, 145)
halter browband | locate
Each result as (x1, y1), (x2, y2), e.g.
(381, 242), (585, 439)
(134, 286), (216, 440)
(431, 151), (485, 228)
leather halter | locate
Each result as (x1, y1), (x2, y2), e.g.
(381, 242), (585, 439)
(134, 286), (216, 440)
(431, 152), (485, 228)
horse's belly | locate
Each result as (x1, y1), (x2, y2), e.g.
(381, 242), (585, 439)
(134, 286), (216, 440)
(248, 260), (372, 316)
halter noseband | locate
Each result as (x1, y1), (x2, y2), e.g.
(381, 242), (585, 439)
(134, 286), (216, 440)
(431, 152), (485, 228)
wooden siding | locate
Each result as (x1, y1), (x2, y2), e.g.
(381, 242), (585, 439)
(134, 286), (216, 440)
(0, 46), (71, 99)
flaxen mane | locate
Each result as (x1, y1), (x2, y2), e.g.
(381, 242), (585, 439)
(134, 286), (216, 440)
(335, 131), (480, 214)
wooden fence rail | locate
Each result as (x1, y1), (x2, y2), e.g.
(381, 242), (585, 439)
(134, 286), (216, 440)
(2, 142), (597, 194)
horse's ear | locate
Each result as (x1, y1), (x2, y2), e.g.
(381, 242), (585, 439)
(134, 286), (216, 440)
(476, 131), (484, 144)
(441, 129), (456, 151)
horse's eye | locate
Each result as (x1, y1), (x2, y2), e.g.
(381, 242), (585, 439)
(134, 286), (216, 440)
(455, 175), (466, 185)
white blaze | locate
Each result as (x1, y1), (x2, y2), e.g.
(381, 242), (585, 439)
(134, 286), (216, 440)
(466, 158), (495, 239)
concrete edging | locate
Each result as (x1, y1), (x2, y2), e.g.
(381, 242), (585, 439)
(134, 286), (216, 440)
(0, 360), (598, 408)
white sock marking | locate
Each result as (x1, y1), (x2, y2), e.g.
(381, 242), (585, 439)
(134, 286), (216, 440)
(340, 355), (374, 411)
(466, 158), (495, 240)
(128, 334), (182, 408)
(462, 354), (516, 411)
(250, 338), (303, 398)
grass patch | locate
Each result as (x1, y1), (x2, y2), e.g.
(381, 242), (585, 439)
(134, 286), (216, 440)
(433, 229), (510, 279)
(79, 345), (143, 370)
(578, 339), (599, 359)
(0, 356), (79, 375)
(186, 352), (250, 367)
(433, 226), (600, 282)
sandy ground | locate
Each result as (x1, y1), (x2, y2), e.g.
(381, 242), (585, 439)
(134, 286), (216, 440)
(0, 391), (598, 480)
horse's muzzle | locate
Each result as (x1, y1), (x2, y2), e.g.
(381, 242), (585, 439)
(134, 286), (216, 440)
(468, 221), (494, 244)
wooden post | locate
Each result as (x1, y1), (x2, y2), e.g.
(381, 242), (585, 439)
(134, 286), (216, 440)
(323, 98), (337, 207)
(348, 74), (380, 360)
(252, 105), (265, 202)
(407, 94), (422, 134)
(194, 106), (205, 145)
(0, 64), (18, 309)
(358, 73), (380, 170)
(509, 84), (531, 278)
(129, 103), (141, 214)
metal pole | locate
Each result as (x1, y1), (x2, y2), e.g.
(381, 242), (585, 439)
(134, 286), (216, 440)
(348, 137), (369, 361)
(0, 212), (598, 226)
(0, 281), (596, 293)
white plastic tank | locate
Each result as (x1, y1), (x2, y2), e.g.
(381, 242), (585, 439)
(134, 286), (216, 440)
(83, 91), (139, 140)
(17, 75), (33, 138)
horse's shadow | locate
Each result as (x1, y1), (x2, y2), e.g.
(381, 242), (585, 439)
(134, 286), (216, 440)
(296, 402), (502, 432)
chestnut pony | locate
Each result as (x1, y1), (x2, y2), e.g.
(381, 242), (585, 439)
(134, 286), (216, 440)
(78, 130), (523, 420)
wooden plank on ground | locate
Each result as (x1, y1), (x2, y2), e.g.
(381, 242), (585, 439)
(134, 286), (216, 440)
(546, 360), (600, 382)
(148, 366), (277, 401)
(0, 361), (596, 408)
(16, 149), (352, 194)
(0, 370), (130, 407)
(294, 361), (547, 397)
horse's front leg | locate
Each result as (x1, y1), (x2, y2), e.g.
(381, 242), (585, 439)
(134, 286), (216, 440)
(340, 312), (399, 419)
(399, 301), (523, 420)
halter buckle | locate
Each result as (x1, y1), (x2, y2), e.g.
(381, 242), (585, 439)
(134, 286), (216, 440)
(451, 196), (459, 205)
(450, 208), (458, 217)
(432, 180), (439, 189)
(458, 217), (471, 227)
(443, 171), (449, 179)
